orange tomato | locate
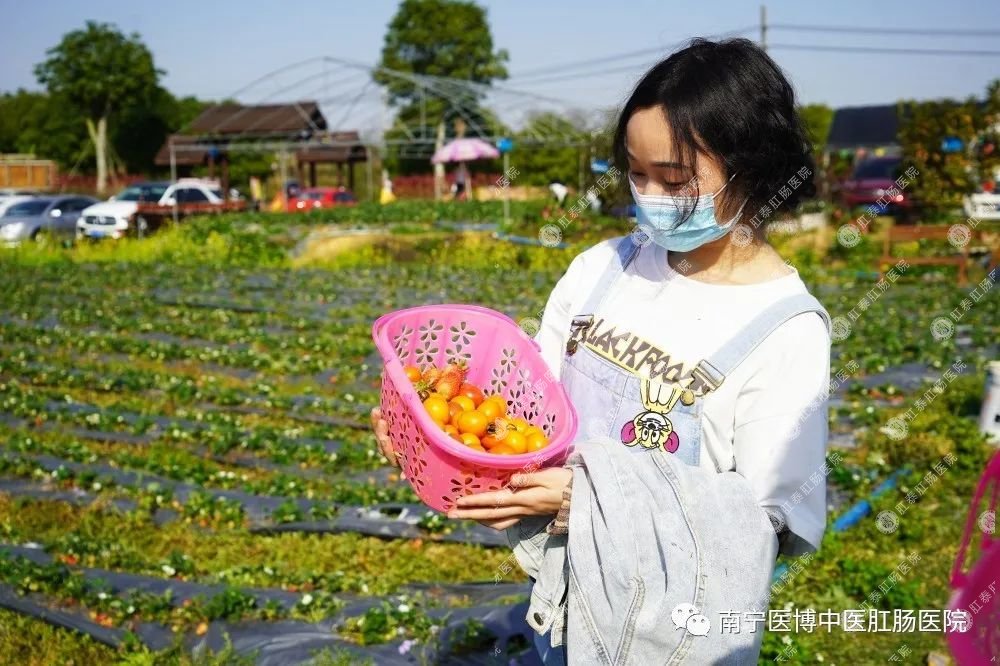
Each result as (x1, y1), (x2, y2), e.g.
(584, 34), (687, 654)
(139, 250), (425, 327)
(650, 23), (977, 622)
(447, 402), (463, 424)
(459, 433), (481, 448)
(509, 417), (529, 432)
(526, 432), (548, 452)
(459, 382), (485, 407)
(490, 443), (517, 455)
(404, 365), (422, 383)
(481, 434), (501, 449)
(443, 424), (459, 437)
(457, 410), (489, 437)
(503, 431), (528, 454)
(423, 396), (450, 425)
(477, 400), (502, 421)
(449, 395), (475, 412)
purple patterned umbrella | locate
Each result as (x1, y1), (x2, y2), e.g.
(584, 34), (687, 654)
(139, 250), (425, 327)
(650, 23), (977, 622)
(430, 138), (500, 164)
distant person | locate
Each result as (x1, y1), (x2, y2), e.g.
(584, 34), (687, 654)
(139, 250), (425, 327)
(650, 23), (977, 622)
(453, 163), (469, 201)
(549, 180), (568, 206)
(380, 169), (396, 204)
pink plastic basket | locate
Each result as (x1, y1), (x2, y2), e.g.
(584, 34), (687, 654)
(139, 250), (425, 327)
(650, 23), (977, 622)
(947, 450), (1000, 665)
(372, 304), (578, 512)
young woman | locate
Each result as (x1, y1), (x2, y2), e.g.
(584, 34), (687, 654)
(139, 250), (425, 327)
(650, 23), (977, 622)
(372, 37), (831, 664)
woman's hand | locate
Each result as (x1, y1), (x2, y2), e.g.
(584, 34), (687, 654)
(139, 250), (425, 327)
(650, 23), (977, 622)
(370, 407), (402, 469)
(447, 467), (573, 531)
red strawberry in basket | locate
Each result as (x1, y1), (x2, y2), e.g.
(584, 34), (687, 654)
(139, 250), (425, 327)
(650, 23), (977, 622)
(434, 361), (468, 400)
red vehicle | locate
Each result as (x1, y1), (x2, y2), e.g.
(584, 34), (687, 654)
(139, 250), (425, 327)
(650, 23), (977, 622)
(287, 187), (357, 212)
(838, 156), (913, 220)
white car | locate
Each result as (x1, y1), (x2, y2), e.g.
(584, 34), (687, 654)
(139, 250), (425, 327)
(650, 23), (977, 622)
(963, 192), (1000, 220)
(77, 180), (223, 239)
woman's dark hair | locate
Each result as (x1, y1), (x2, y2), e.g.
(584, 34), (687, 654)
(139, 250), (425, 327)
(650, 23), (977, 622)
(613, 38), (816, 222)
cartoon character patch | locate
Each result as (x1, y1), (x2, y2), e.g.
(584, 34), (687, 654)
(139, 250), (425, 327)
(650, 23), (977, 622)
(620, 378), (695, 453)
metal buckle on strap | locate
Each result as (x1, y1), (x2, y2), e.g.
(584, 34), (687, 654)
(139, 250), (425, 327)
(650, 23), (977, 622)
(566, 314), (594, 355)
(691, 359), (726, 392)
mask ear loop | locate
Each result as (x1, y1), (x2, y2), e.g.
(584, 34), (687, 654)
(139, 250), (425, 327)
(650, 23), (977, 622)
(709, 171), (739, 200)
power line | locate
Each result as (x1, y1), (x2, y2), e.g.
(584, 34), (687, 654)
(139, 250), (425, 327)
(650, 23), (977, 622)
(508, 26), (757, 81)
(770, 23), (1000, 38)
(770, 42), (1000, 57)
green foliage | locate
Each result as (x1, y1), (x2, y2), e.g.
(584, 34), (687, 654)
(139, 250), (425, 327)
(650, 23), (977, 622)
(34, 21), (160, 121)
(897, 79), (1000, 211)
(798, 104), (834, 154)
(0, 90), (90, 168)
(375, 0), (509, 175)
(375, 0), (508, 106)
(513, 112), (585, 185)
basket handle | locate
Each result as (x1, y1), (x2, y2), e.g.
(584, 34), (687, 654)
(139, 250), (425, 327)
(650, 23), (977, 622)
(950, 450), (1000, 589)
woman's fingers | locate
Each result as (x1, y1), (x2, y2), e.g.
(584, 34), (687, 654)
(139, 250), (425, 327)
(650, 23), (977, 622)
(453, 487), (519, 509)
(370, 407), (401, 468)
(449, 504), (532, 521)
(477, 516), (521, 531)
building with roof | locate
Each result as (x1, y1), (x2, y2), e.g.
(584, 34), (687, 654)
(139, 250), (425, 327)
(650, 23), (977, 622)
(154, 102), (368, 196)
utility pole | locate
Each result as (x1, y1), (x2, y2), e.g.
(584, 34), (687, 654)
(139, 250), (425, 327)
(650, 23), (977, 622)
(760, 5), (768, 53)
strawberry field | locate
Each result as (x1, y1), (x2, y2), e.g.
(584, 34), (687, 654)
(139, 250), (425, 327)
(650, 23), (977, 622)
(0, 205), (997, 665)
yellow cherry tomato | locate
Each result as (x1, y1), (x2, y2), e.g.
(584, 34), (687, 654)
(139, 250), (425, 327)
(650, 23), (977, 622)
(457, 410), (489, 437)
(503, 431), (527, 454)
(450, 395), (475, 412)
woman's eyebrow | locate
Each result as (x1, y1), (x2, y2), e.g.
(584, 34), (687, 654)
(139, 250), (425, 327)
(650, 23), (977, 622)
(626, 149), (687, 169)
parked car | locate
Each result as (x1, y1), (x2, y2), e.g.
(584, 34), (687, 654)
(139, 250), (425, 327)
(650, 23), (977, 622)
(838, 156), (913, 220)
(77, 180), (222, 239)
(287, 187), (357, 212)
(0, 195), (35, 218)
(963, 166), (1000, 220)
(0, 195), (98, 245)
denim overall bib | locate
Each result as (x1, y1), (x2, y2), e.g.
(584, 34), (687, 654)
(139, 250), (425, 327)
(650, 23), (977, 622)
(531, 235), (831, 664)
(560, 235), (830, 465)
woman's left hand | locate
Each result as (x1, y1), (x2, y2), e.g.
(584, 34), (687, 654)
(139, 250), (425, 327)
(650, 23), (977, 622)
(447, 467), (573, 530)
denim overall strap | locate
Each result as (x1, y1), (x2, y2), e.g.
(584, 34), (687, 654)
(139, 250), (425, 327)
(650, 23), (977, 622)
(578, 235), (642, 317)
(691, 293), (831, 392)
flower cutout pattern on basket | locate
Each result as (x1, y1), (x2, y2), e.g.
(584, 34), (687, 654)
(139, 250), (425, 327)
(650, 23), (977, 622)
(414, 318), (444, 366)
(543, 412), (557, 438)
(449, 320), (476, 346)
(489, 346), (518, 395)
(393, 324), (414, 360)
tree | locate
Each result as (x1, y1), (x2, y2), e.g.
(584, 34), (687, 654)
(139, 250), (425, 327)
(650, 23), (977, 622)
(375, 0), (509, 195)
(513, 112), (585, 186)
(897, 80), (1000, 212)
(0, 90), (89, 168)
(34, 21), (160, 193)
(797, 104), (834, 154)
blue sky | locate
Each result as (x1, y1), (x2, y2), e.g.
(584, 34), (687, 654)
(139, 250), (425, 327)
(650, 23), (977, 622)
(1, 0), (998, 125)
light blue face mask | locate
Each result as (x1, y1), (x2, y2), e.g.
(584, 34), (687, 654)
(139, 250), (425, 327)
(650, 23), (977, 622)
(629, 173), (748, 252)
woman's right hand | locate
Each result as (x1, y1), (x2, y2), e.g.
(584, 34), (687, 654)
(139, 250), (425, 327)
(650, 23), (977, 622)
(370, 407), (402, 469)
